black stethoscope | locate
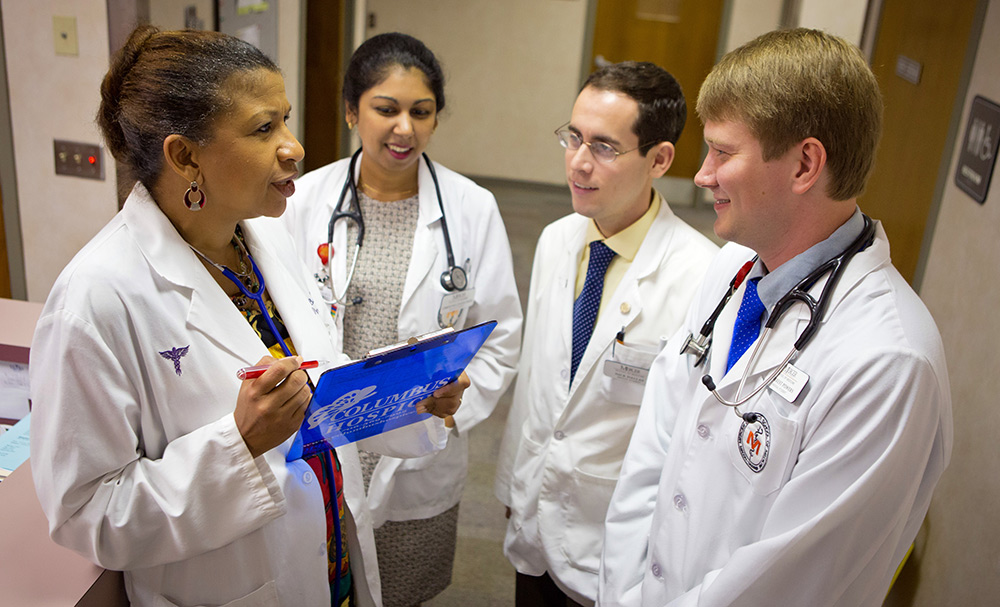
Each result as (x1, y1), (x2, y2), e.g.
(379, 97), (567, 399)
(680, 214), (876, 422)
(323, 148), (467, 305)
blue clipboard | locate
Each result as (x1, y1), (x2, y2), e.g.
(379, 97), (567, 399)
(295, 320), (497, 455)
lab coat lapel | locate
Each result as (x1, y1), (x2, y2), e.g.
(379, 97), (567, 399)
(557, 219), (589, 385)
(242, 221), (335, 364)
(123, 184), (268, 364)
(329, 155), (359, 298)
(741, 223), (890, 383)
(569, 202), (673, 395)
(400, 157), (441, 314)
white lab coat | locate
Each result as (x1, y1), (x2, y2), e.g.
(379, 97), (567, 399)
(282, 154), (521, 525)
(495, 197), (719, 604)
(599, 224), (953, 607)
(29, 184), (448, 607)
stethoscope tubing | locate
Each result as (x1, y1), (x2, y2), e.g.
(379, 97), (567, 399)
(323, 149), (466, 306)
(220, 255), (293, 358)
(694, 215), (876, 420)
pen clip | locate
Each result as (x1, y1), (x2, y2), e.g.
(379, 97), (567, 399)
(613, 326), (625, 357)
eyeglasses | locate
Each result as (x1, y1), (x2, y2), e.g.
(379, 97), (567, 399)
(554, 123), (642, 164)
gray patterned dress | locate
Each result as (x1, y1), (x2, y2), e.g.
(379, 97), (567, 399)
(343, 191), (459, 607)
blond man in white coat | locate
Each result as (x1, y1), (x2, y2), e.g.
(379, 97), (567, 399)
(599, 29), (952, 606)
(496, 62), (718, 606)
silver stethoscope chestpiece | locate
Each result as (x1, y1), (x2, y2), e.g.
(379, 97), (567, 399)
(440, 266), (468, 292)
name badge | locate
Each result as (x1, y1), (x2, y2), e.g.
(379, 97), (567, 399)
(769, 362), (809, 403)
(438, 288), (476, 328)
(603, 360), (649, 386)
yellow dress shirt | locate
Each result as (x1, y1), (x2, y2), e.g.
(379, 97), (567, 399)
(574, 190), (661, 324)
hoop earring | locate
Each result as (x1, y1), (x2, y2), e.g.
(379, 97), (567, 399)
(184, 181), (205, 211)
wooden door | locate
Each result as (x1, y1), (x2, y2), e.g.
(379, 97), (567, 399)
(860, 0), (979, 283)
(303, 0), (346, 173)
(590, 0), (725, 179)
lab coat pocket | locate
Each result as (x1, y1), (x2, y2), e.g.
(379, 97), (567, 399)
(508, 431), (547, 529)
(600, 343), (659, 406)
(725, 398), (800, 496)
(559, 467), (619, 574)
(156, 580), (278, 607)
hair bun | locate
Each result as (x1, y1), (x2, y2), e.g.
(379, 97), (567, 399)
(97, 25), (159, 164)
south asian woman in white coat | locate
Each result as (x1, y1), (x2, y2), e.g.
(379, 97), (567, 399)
(29, 27), (466, 607)
(282, 33), (521, 606)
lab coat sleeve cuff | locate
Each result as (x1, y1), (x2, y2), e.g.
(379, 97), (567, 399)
(219, 413), (286, 513)
(355, 415), (447, 457)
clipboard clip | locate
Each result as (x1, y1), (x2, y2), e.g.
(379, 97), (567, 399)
(363, 327), (457, 366)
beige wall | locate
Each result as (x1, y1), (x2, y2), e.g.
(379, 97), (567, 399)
(2, 0), (117, 302)
(903, 0), (1000, 602)
(723, 0), (783, 52)
(362, 0), (590, 185)
(799, 0), (868, 46)
(0, 0), (306, 303)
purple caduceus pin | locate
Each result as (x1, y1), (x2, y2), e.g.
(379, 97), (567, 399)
(159, 346), (190, 376)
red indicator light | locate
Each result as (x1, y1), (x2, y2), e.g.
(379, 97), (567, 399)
(88, 156), (97, 165)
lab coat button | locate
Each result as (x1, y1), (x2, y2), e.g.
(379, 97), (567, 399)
(651, 563), (662, 578)
(560, 368), (569, 380)
(673, 493), (687, 511)
(620, 302), (631, 314)
(554, 430), (565, 441)
(697, 424), (711, 439)
(303, 471), (314, 484)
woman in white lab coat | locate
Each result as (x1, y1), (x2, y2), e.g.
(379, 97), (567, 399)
(29, 26), (465, 607)
(282, 33), (521, 606)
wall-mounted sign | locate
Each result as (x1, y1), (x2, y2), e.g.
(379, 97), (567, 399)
(955, 95), (1000, 204)
(895, 54), (922, 85)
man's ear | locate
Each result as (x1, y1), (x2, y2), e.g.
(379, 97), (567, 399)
(162, 134), (201, 183)
(791, 137), (827, 195)
(648, 141), (675, 179)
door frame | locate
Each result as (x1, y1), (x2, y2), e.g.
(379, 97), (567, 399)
(0, 8), (25, 299)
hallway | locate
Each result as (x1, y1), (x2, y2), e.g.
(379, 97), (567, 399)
(425, 177), (720, 606)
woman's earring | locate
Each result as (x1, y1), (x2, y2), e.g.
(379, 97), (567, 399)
(346, 121), (355, 130)
(184, 181), (206, 211)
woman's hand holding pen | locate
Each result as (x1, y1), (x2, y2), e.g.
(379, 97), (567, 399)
(416, 371), (471, 427)
(234, 355), (312, 458)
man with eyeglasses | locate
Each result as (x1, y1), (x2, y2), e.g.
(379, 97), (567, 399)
(495, 61), (718, 606)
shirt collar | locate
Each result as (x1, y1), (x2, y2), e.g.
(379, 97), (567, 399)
(583, 189), (661, 261)
(752, 207), (865, 318)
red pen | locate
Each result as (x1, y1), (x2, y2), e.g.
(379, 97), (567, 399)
(236, 359), (327, 380)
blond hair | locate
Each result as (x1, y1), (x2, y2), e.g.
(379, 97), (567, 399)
(697, 28), (883, 200)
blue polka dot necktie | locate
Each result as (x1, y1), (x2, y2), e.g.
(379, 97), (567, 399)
(570, 240), (616, 386)
(726, 278), (765, 373)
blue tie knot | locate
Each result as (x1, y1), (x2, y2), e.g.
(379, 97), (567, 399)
(726, 278), (765, 372)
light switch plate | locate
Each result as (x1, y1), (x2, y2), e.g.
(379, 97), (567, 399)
(54, 140), (104, 180)
(53, 16), (78, 56)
